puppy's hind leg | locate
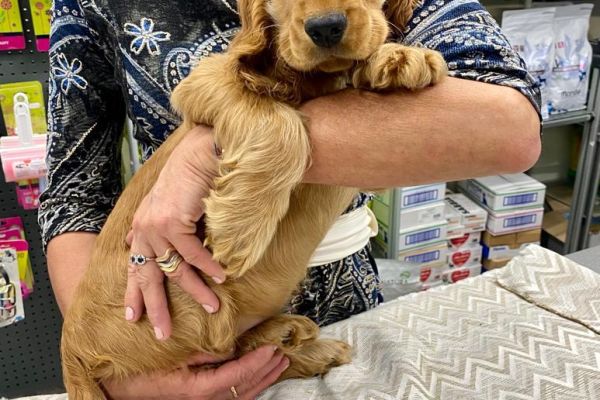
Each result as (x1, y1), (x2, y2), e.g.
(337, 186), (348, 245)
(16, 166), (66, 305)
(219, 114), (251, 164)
(237, 314), (352, 383)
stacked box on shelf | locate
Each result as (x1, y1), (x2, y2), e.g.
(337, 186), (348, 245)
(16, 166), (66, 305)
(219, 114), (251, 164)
(443, 193), (487, 283)
(458, 173), (546, 270)
(370, 183), (448, 293)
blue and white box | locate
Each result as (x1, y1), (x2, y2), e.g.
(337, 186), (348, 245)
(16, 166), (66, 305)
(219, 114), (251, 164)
(486, 207), (544, 235)
(396, 183), (446, 210)
(398, 221), (448, 252)
(459, 174), (546, 211)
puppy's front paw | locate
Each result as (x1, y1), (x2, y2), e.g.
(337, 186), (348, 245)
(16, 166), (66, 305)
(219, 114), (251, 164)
(355, 43), (447, 90)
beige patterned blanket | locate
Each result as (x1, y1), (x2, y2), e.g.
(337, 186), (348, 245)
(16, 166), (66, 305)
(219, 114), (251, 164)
(10, 245), (600, 400)
(261, 245), (600, 399)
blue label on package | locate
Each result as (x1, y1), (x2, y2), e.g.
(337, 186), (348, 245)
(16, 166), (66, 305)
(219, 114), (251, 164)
(404, 250), (441, 264)
(404, 190), (439, 207)
(405, 228), (441, 245)
(503, 214), (537, 228)
(503, 193), (538, 207)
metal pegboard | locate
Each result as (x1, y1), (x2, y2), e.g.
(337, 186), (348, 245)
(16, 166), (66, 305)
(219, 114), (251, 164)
(0, 0), (65, 398)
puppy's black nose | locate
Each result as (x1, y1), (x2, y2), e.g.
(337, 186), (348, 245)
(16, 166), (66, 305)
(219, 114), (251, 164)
(304, 13), (347, 48)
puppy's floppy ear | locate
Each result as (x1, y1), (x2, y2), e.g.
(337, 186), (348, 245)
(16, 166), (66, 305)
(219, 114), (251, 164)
(230, 0), (271, 63)
(230, 0), (301, 103)
(384, 0), (419, 34)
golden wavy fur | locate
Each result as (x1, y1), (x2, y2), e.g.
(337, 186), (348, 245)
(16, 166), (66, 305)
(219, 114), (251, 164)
(60, 0), (447, 398)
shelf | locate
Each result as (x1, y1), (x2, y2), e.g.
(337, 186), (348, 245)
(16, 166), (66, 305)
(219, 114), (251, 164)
(542, 110), (593, 129)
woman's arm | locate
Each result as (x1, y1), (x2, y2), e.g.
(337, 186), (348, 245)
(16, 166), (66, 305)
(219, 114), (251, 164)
(46, 233), (97, 313)
(302, 77), (541, 187)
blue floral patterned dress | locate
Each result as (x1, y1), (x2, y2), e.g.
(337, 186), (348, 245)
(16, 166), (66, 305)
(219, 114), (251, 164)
(39, 0), (540, 326)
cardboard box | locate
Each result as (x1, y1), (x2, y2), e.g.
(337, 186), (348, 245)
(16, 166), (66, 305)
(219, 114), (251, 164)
(445, 194), (488, 233)
(397, 183), (446, 209)
(446, 223), (465, 239)
(419, 263), (450, 283)
(459, 174), (546, 211)
(483, 258), (510, 270)
(482, 229), (541, 247)
(397, 241), (448, 265)
(445, 203), (461, 227)
(449, 231), (482, 250)
(398, 201), (446, 229)
(482, 242), (539, 260)
(398, 221), (448, 252)
(542, 210), (568, 243)
(486, 207), (544, 235)
(448, 243), (482, 268)
(371, 198), (390, 225)
(443, 264), (482, 283)
(391, 260), (447, 285)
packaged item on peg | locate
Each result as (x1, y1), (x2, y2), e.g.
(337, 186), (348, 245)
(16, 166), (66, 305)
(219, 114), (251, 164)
(0, 0), (26, 51)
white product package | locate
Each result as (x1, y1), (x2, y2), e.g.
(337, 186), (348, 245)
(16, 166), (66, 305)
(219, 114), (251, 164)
(0, 248), (25, 327)
(502, 7), (556, 119)
(547, 4), (594, 114)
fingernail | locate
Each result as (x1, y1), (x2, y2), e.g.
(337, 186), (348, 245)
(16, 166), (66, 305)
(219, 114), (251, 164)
(125, 307), (134, 321)
(202, 304), (216, 313)
(154, 327), (164, 340)
(212, 276), (224, 284)
(283, 357), (290, 370)
(272, 346), (278, 353)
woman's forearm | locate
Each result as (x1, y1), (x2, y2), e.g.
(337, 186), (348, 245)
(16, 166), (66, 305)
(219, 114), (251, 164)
(301, 77), (541, 188)
(46, 232), (98, 314)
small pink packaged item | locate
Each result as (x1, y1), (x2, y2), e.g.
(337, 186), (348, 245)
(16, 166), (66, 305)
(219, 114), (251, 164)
(0, 94), (48, 183)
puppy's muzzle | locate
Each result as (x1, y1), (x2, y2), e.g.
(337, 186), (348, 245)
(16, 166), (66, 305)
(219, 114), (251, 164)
(304, 13), (347, 48)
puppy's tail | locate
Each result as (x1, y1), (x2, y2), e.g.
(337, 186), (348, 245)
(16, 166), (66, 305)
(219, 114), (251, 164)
(61, 334), (107, 400)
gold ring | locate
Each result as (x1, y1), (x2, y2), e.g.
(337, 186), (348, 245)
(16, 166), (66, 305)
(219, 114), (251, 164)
(230, 386), (239, 399)
(156, 248), (184, 273)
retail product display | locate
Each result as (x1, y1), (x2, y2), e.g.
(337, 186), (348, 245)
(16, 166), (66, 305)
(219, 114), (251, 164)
(459, 173), (546, 270)
(0, 216), (34, 298)
(547, 4), (594, 115)
(0, 92), (47, 209)
(502, 7), (556, 119)
(502, 4), (594, 117)
(482, 229), (541, 270)
(0, 81), (47, 136)
(28, 0), (51, 52)
(372, 185), (451, 293)
(0, 247), (24, 327)
(0, 0), (25, 51)
(0, 216), (32, 328)
(371, 184), (447, 259)
(371, 184), (491, 293)
(442, 193), (486, 282)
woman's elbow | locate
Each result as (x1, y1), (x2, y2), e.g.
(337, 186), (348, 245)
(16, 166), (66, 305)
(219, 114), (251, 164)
(495, 90), (542, 174)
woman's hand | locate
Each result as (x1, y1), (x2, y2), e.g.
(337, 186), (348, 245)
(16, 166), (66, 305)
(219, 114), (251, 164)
(125, 125), (226, 340)
(104, 345), (290, 399)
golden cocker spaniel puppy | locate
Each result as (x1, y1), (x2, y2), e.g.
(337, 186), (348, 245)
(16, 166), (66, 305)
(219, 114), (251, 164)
(60, 0), (447, 398)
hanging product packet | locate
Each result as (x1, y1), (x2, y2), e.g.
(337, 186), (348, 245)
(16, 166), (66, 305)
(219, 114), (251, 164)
(502, 7), (556, 120)
(547, 4), (594, 115)
(0, 248), (25, 327)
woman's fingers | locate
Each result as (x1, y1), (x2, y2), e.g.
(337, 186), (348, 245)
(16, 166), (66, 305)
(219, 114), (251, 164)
(124, 263), (144, 322)
(241, 355), (290, 399)
(130, 238), (172, 340)
(168, 232), (226, 283)
(164, 261), (220, 314)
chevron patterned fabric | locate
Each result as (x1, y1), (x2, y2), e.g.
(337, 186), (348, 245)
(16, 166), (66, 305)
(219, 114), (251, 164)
(261, 245), (600, 400)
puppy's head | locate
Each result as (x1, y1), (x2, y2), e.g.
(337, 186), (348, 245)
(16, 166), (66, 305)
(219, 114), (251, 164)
(232, 0), (415, 73)
(270, 0), (391, 73)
